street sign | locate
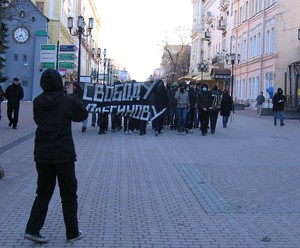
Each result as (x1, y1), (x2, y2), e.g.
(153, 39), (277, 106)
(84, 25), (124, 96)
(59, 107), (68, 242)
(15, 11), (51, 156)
(59, 45), (77, 52)
(40, 44), (56, 63)
(58, 62), (77, 69)
(59, 53), (77, 61)
(40, 62), (55, 69)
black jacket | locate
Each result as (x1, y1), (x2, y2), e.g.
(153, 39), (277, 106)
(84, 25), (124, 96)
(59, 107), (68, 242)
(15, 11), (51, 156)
(196, 84), (211, 110)
(220, 92), (233, 116)
(5, 83), (24, 106)
(188, 88), (198, 108)
(33, 69), (88, 163)
(272, 88), (285, 112)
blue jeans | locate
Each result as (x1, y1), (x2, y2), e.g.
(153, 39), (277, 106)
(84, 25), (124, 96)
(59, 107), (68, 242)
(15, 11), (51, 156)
(177, 107), (187, 132)
(273, 110), (284, 126)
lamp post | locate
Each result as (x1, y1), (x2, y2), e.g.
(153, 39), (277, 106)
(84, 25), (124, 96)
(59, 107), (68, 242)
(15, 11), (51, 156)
(103, 48), (107, 84)
(92, 47), (101, 83)
(197, 49), (209, 84)
(68, 15), (94, 83)
(107, 59), (111, 85)
(225, 53), (241, 97)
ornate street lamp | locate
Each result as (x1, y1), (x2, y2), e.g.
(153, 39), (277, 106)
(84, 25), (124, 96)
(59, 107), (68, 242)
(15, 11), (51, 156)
(68, 15), (94, 83)
(225, 53), (241, 97)
(197, 49), (209, 84)
(92, 47), (101, 83)
(103, 48), (107, 84)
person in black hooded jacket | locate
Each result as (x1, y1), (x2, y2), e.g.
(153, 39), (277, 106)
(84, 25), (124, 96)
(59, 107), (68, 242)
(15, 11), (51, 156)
(24, 69), (88, 244)
(272, 87), (286, 126)
(196, 83), (210, 136)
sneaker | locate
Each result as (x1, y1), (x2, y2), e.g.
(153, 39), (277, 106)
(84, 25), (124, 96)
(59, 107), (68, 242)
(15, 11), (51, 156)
(182, 132), (186, 135)
(81, 126), (86, 133)
(67, 231), (84, 242)
(125, 130), (129, 135)
(24, 232), (49, 243)
(155, 131), (159, 136)
(189, 129), (193, 133)
(9, 121), (13, 127)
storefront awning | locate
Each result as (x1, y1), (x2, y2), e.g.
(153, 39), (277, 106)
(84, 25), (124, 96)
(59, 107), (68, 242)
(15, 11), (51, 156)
(211, 68), (231, 80)
(178, 73), (197, 81)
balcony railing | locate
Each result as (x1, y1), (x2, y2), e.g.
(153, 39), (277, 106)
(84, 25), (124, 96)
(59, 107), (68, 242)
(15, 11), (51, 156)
(216, 20), (226, 30)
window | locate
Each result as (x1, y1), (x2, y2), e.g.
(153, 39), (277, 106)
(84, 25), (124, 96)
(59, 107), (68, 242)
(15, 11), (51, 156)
(13, 54), (18, 61)
(22, 80), (28, 86)
(266, 30), (270, 54)
(243, 39), (247, 60)
(257, 32), (261, 55)
(249, 37), (253, 58)
(247, 78), (251, 99)
(251, 0), (255, 16)
(245, 1), (249, 20)
(253, 35), (257, 57)
(22, 54), (27, 62)
(270, 27), (275, 52)
(35, 2), (44, 14)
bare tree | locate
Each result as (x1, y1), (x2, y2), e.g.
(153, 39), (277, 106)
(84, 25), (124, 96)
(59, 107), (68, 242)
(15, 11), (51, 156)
(160, 27), (191, 84)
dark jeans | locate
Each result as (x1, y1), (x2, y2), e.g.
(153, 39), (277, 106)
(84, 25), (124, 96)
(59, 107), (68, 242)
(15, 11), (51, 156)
(177, 107), (187, 132)
(25, 162), (79, 239)
(169, 106), (177, 129)
(7, 104), (20, 128)
(209, 110), (219, 132)
(188, 108), (196, 129)
(199, 109), (209, 134)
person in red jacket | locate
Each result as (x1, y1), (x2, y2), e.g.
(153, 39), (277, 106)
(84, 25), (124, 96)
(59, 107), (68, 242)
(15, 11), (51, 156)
(24, 69), (88, 244)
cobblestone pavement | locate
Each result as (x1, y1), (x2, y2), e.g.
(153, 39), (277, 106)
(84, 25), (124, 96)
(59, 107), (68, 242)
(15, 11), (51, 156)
(0, 101), (300, 248)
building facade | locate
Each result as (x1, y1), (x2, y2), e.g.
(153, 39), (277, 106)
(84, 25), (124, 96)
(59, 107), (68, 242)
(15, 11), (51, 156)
(2, 0), (101, 100)
(191, 0), (300, 108)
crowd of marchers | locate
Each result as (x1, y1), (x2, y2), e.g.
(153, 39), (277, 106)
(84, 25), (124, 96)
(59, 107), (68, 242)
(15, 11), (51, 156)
(70, 80), (234, 137)
(165, 82), (233, 136)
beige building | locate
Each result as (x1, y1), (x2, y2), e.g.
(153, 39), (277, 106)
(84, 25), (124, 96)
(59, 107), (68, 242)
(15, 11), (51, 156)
(31, 0), (101, 81)
(191, 0), (300, 108)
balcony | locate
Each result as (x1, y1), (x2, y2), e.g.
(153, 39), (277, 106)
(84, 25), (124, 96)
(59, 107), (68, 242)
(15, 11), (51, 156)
(211, 55), (224, 66)
(219, 0), (229, 11)
(204, 30), (211, 41)
(216, 20), (226, 31)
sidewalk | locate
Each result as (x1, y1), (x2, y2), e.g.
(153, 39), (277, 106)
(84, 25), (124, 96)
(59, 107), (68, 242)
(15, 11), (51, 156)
(0, 101), (300, 248)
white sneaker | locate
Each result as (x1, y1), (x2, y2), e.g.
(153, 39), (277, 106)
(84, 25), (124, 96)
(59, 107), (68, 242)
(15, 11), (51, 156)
(189, 129), (193, 133)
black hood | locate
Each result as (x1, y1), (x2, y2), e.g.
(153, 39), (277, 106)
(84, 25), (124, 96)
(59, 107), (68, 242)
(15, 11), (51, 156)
(277, 87), (283, 95)
(201, 84), (208, 92)
(40, 69), (63, 93)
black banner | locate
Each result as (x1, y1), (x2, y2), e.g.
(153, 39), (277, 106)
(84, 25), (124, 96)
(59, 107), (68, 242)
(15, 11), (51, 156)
(82, 80), (170, 121)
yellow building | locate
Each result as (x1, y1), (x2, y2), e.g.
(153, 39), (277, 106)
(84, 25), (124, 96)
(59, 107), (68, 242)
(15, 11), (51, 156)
(31, 0), (101, 81)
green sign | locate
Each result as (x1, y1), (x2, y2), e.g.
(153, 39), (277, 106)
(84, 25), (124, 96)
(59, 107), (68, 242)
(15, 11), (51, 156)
(58, 62), (77, 69)
(41, 45), (56, 50)
(40, 62), (55, 69)
(59, 53), (77, 61)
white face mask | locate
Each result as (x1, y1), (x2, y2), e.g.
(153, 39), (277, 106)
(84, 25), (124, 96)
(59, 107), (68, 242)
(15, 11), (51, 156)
(202, 88), (207, 92)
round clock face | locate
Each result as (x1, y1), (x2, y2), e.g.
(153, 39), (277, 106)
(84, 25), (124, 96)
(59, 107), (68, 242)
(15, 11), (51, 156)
(13, 27), (29, 43)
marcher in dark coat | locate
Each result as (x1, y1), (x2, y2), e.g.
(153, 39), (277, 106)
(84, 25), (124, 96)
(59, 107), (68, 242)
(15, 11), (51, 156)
(24, 69), (88, 244)
(197, 84), (210, 136)
(4, 77), (24, 129)
(220, 89), (233, 128)
(187, 82), (198, 133)
(208, 85), (221, 134)
(272, 87), (285, 126)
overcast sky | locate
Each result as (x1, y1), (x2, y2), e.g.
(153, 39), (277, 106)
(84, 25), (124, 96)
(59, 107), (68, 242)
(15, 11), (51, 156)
(95, 0), (193, 81)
